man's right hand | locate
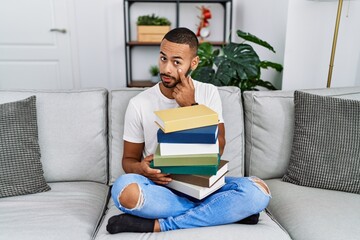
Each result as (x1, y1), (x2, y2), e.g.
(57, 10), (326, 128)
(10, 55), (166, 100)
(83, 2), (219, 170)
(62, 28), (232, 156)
(140, 155), (172, 185)
(172, 68), (196, 107)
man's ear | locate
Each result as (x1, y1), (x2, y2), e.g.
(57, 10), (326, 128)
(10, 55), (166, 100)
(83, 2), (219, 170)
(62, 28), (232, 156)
(191, 56), (200, 70)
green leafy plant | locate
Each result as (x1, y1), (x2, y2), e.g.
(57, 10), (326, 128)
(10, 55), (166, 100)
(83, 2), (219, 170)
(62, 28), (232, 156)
(137, 14), (171, 26)
(149, 65), (159, 76)
(191, 30), (283, 92)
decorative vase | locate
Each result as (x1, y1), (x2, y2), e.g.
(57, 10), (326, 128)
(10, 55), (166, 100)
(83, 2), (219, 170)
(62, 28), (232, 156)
(137, 26), (171, 42)
(151, 75), (159, 83)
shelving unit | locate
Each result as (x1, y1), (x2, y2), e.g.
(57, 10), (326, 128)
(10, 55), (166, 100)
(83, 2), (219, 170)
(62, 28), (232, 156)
(124, 0), (233, 87)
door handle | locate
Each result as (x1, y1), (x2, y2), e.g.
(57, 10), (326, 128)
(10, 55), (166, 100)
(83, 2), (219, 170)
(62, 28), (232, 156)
(50, 28), (67, 34)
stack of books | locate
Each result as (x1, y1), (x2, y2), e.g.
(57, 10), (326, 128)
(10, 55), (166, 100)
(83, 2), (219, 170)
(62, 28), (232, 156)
(153, 105), (229, 200)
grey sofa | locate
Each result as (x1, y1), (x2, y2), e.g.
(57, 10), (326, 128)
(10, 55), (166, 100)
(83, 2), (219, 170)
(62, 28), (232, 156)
(0, 86), (359, 240)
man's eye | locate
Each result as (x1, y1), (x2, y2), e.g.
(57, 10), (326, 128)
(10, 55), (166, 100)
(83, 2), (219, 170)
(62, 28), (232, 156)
(174, 61), (180, 65)
(160, 56), (166, 61)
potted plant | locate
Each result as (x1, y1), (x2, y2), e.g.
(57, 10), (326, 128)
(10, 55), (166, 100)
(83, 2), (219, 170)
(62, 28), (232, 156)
(191, 30), (283, 92)
(149, 65), (159, 83)
(137, 14), (171, 42)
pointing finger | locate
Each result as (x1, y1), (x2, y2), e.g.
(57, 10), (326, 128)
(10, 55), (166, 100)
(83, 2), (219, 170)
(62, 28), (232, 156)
(143, 154), (153, 162)
(188, 76), (195, 89)
(177, 68), (188, 86)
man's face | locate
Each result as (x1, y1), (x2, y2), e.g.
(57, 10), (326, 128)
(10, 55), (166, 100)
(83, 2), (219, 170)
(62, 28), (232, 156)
(159, 39), (197, 89)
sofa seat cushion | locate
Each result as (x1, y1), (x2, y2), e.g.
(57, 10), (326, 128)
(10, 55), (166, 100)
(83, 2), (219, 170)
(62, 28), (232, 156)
(0, 182), (109, 240)
(93, 199), (291, 240)
(265, 178), (360, 240)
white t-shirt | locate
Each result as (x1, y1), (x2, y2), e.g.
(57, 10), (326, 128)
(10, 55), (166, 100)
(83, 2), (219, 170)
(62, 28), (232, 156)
(123, 80), (224, 158)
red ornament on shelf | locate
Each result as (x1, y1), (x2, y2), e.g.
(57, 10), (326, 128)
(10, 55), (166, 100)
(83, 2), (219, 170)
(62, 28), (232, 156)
(196, 6), (212, 40)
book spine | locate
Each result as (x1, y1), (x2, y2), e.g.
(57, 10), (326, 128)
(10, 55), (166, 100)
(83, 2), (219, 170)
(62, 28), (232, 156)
(154, 158), (218, 167)
(159, 141), (219, 156)
(157, 125), (218, 144)
(157, 132), (217, 144)
(154, 154), (219, 167)
(153, 165), (218, 175)
(166, 176), (226, 200)
(170, 175), (210, 187)
(165, 115), (218, 133)
(170, 162), (228, 187)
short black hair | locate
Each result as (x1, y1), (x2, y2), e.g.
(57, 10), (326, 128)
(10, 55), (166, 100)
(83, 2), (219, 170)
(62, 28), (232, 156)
(163, 27), (199, 55)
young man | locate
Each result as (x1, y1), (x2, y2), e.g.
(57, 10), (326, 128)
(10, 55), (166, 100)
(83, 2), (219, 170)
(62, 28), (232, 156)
(107, 27), (271, 233)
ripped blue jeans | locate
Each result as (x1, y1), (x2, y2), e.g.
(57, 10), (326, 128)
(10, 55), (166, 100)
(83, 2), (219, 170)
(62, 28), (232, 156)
(111, 174), (271, 231)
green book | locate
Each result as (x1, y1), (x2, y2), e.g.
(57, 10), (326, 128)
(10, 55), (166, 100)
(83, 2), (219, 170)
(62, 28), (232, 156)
(153, 145), (219, 167)
(150, 161), (219, 175)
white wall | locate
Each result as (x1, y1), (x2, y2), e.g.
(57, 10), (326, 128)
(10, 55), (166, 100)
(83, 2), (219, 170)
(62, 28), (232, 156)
(233, 0), (289, 89)
(128, 1), (289, 89)
(72, 0), (126, 89)
(0, 0), (292, 90)
(64, 0), (290, 89)
(1, 0), (359, 90)
(282, 0), (360, 90)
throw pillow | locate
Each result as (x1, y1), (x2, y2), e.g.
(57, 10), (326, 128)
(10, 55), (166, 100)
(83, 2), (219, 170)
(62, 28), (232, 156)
(0, 96), (51, 198)
(282, 91), (360, 194)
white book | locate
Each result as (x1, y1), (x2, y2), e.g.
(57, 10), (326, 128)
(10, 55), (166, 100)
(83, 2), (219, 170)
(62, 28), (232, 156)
(166, 175), (226, 200)
(159, 140), (219, 156)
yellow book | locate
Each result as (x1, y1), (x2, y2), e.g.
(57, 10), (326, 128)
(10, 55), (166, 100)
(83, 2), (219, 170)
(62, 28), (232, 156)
(154, 104), (219, 133)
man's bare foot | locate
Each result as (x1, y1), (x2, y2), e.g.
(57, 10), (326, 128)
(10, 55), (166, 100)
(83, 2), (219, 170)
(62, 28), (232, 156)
(154, 220), (161, 232)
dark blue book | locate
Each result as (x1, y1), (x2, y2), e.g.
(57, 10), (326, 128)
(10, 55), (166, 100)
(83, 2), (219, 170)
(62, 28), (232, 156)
(157, 124), (218, 144)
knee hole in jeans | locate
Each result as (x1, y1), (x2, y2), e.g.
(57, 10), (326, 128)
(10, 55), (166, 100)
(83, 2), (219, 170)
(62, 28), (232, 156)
(250, 177), (271, 196)
(119, 183), (143, 209)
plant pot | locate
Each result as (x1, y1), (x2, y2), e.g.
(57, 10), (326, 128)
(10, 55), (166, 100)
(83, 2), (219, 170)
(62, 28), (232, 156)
(151, 75), (159, 83)
(137, 26), (171, 42)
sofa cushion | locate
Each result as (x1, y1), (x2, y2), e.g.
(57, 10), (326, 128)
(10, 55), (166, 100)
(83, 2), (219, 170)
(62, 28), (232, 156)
(93, 200), (291, 240)
(283, 91), (360, 194)
(0, 96), (50, 198)
(0, 182), (109, 240)
(243, 87), (360, 179)
(217, 87), (244, 177)
(108, 87), (245, 184)
(0, 89), (108, 183)
(266, 178), (360, 240)
(108, 88), (142, 184)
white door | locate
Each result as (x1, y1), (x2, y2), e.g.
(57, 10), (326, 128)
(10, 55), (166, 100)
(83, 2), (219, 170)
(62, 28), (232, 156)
(0, 0), (74, 89)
